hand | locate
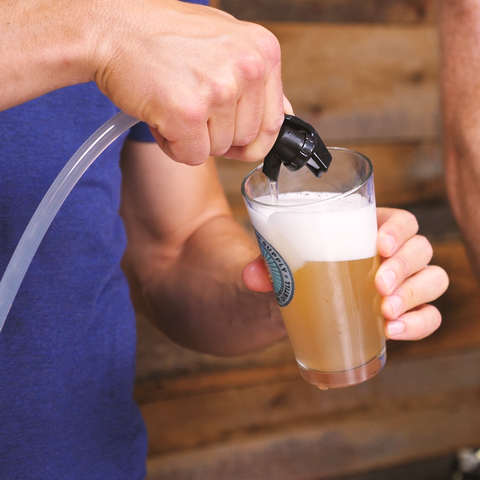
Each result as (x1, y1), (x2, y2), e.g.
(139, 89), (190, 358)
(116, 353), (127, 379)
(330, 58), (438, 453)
(2, 0), (290, 163)
(243, 208), (449, 341)
(92, 0), (290, 165)
(374, 208), (448, 340)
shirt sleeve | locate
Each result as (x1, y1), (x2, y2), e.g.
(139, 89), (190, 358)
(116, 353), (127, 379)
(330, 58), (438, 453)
(127, 122), (156, 143)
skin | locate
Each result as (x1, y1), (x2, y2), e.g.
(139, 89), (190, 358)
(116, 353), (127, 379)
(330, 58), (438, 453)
(120, 141), (449, 356)
(2, 0), (448, 353)
(438, 0), (480, 282)
(1, 0), (287, 164)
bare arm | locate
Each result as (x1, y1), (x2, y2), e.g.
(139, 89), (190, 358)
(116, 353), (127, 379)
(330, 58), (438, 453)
(1, 0), (285, 164)
(120, 141), (448, 356)
(438, 0), (480, 280)
(0, 0), (94, 108)
(120, 140), (285, 356)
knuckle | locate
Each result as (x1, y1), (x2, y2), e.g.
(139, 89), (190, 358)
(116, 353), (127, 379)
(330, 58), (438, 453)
(390, 212), (416, 239)
(256, 26), (282, 62)
(182, 146), (210, 166)
(237, 131), (259, 147)
(211, 77), (238, 106)
(406, 211), (419, 233)
(424, 305), (442, 336)
(394, 254), (410, 279)
(403, 283), (417, 306)
(417, 235), (433, 260)
(238, 51), (266, 83)
(210, 143), (230, 158)
(176, 103), (208, 129)
(431, 308), (442, 330)
(167, 139), (209, 166)
(262, 112), (285, 137)
(403, 305), (442, 341)
(234, 143), (266, 163)
(440, 269), (450, 291)
(244, 23), (281, 68)
(432, 265), (450, 293)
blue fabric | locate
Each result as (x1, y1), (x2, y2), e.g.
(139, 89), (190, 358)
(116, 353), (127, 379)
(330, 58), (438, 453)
(0, 83), (147, 480)
(0, 0), (209, 476)
(128, 122), (156, 143)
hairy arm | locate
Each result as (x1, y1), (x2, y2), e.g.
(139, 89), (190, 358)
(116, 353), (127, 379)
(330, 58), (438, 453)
(120, 140), (285, 356)
(0, 0), (95, 109)
(1, 0), (285, 165)
(438, 0), (480, 280)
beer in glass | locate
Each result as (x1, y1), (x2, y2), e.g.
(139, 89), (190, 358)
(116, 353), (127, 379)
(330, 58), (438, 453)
(241, 148), (385, 389)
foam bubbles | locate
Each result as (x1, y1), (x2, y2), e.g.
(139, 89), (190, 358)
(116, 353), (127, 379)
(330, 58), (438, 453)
(247, 192), (377, 271)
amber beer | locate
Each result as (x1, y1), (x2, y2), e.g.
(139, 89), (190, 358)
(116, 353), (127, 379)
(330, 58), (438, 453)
(283, 256), (384, 383)
(242, 148), (385, 389)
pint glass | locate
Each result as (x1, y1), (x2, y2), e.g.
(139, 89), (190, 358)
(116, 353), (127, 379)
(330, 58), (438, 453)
(241, 148), (385, 389)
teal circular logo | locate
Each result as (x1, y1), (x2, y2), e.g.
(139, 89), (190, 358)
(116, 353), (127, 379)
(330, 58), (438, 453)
(254, 229), (295, 307)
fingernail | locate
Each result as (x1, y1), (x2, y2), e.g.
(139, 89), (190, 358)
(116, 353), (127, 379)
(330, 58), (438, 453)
(388, 295), (403, 316)
(385, 234), (395, 254)
(387, 320), (406, 336)
(380, 270), (397, 292)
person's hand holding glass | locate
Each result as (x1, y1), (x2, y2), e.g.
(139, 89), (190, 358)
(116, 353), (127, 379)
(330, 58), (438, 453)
(242, 148), (449, 389)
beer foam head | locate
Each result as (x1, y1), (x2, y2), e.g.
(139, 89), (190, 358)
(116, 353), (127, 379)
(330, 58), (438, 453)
(248, 192), (377, 271)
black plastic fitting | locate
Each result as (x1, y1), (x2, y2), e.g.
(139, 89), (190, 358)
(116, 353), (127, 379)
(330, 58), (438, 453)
(262, 115), (332, 182)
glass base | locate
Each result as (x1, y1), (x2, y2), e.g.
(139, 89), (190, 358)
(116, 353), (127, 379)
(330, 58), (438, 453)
(297, 347), (386, 390)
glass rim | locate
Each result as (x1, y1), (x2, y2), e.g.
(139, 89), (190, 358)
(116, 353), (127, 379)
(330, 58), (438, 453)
(241, 147), (373, 209)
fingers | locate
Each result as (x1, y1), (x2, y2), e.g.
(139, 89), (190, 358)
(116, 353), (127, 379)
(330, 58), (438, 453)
(224, 33), (285, 162)
(207, 74), (239, 157)
(230, 54), (265, 148)
(283, 95), (294, 115)
(382, 265), (449, 318)
(382, 265), (449, 340)
(385, 304), (443, 341)
(375, 234), (433, 296)
(243, 255), (273, 292)
(376, 208), (419, 258)
(157, 28), (285, 165)
(375, 207), (449, 341)
(150, 108), (212, 166)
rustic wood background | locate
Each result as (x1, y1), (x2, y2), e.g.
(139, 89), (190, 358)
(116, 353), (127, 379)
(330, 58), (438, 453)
(135, 1), (480, 478)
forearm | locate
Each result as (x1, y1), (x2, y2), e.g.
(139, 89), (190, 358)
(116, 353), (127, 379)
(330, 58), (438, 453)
(439, 0), (480, 279)
(137, 216), (286, 357)
(120, 140), (286, 356)
(3, 0), (284, 164)
(0, 0), (97, 110)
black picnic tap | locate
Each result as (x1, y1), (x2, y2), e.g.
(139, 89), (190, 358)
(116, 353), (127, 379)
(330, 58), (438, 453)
(262, 115), (332, 182)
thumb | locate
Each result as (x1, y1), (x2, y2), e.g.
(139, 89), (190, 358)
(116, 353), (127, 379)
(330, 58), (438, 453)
(242, 256), (273, 292)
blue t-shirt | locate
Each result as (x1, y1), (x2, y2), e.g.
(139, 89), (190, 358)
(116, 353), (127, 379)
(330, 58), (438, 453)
(0, 1), (208, 478)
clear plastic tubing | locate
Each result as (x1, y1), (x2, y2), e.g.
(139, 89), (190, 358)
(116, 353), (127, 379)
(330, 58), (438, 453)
(0, 111), (139, 333)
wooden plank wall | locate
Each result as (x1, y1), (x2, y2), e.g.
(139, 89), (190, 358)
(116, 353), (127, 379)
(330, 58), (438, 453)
(134, 1), (480, 479)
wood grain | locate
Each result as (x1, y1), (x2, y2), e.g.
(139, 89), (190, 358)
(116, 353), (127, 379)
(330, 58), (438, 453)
(141, 349), (480, 458)
(219, 0), (437, 24)
(146, 399), (480, 479)
(265, 23), (440, 143)
(145, 351), (480, 478)
(215, 142), (446, 210)
(345, 456), (452, 480)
